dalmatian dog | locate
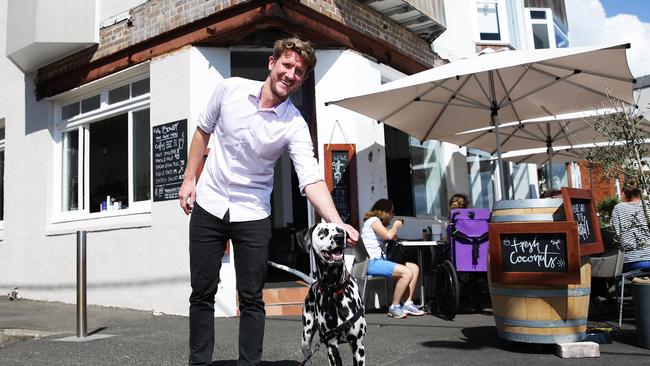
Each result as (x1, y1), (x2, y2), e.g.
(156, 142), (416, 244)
(298, 222), (366, 366)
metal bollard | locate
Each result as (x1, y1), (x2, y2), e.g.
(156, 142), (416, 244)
(76, 230), (87, 338)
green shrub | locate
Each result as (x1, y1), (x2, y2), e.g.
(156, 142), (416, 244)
(596, 196), (620, 226)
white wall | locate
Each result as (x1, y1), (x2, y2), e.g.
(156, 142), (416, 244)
(314, 50), (388, 224)
(432, 0), (476, 61)
(187, 46), (238, 316)
(0, 36), (241, 316)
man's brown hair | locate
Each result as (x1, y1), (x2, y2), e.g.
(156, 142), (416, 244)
(273, 37), (317, 73)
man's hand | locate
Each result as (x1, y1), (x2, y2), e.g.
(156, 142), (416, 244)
(178, 179), (196, 215)
(341, 223), (359, 246)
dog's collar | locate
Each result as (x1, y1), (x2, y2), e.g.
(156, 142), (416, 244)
(316, 271), (350, 297)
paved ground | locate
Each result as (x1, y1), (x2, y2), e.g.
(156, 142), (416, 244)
(1, 296), (650, 365)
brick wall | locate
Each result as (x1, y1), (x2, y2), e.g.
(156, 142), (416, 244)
(577, 161), (619, 206)
(300, 0), (439, 66)
(39, 0), (441, 83)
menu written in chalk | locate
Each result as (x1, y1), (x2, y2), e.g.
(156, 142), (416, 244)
(571, 199), (596, 245)
(153, 119), (187, 202)
(331, 151), (351, 225)
(500, 233), (569, 273)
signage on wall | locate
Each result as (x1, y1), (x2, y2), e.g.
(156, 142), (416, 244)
(153, 119), (187, 202)
(489, 221), (581, 285)
(561, 187), (604, 256)
(324, 144), (358, 229)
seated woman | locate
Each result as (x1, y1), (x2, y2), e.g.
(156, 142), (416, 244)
(361, 199), (425, 318)
(449, 193), (469, 210)
(610, 178), (650, 272)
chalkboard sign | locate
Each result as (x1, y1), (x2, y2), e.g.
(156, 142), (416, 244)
(489, 222), (581, 285)
(153, 119), (187, 202)
(324, 144), (358, 229)
(561, 187), (604, 256)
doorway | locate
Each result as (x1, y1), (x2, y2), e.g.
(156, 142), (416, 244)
(230, 50), (316, 281)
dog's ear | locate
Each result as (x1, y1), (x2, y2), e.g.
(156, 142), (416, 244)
(293, 225), (315, 253)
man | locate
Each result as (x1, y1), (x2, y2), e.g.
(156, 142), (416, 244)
(178, 37), (359, 366)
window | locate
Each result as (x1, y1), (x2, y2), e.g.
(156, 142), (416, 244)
(537, 163), (568, 193)
(477, 1), (501, 41)
(525, 8), (568, 49)
(466, 148), (495, 209)
(532, 23), (550, 49)
(57, 76), (150, 218)
(385, 125), (447, 217)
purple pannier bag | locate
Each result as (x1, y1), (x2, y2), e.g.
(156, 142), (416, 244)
(448, 208), (491, 272)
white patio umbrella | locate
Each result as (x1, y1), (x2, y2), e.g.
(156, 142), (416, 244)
(442, 110), (650, 188)
(327, 43), (635, 198)
(501, 144), (593, 165)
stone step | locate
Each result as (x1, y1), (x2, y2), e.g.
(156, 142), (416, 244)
(237, 281), (310, 317)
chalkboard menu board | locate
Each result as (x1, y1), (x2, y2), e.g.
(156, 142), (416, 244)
(324, 144), (358, 229)
(500, 233), (568, 273)
(561, 187), (604, 256)
(153, 119), (187, 202)
(332, 151), (351, 223)
(489, 221), (581, 285)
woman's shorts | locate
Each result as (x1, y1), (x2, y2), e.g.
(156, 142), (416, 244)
(367, 258), (397, 278)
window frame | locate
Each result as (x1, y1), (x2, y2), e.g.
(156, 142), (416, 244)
(524, 7), (557, 49)
(474, 0), (511, 46)
(51, 64), (151, 224)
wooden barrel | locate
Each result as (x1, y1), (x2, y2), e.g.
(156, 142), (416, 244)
(491, 198), (565, 223)
(489, 199), (589, 344)
(488, 259), (591, 344)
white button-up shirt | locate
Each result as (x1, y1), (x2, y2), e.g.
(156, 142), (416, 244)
(196, 77), (322, 222)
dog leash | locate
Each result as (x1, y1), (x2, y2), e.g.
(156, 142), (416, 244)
(300, 306), (364, 365)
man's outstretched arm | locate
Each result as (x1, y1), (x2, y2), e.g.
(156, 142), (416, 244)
(304, 180), (359, 245)
(178, 127), (210, 215)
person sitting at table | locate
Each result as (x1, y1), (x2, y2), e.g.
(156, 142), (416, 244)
(449, 193), (469, 210)
(361, 198), (425, 318)
(610, 178), (650, 272)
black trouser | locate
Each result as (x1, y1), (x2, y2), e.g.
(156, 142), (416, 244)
(188, 204), (271, 366)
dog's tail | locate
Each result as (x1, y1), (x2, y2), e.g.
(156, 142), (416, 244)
(268, 261), (314, 285)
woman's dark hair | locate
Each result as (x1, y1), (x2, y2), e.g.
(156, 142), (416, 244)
(449, 193), (469, 209)
(364, 198), (394, 226)
(623, 177), (642, 199)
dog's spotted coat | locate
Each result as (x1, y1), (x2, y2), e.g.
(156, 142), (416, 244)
(301, 223), (366, 366)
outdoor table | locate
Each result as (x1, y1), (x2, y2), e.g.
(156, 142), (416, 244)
(401, 240), (445, 307)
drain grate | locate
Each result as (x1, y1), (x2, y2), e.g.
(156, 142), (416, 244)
(0, 329), (55, 348)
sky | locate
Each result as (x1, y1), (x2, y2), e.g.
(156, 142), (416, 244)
(565, 0), (650, 77)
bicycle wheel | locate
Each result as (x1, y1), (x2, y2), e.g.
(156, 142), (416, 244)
(434, 259), (459, 320)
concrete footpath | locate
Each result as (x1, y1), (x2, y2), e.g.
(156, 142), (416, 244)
(1, 296), (650, 365)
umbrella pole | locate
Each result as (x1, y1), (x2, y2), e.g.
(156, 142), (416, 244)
(492, 108), (507, 200)
(489, 71), (507, 201)
(546, 124), (554, 193)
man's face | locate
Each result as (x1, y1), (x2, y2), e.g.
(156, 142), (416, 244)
(268, 50), (307, 102)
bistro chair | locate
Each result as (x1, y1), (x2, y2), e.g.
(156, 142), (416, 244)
(350, 238), (389, 309)
(617, 267), (650, 328)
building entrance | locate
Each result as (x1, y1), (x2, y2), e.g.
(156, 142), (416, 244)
(231, 50), (315, 281)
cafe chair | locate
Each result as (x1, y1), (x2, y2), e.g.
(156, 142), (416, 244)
(617, 267), (650, 328)
(350, 238), (390, 309)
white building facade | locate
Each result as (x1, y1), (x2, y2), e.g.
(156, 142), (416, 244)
(1, 0), (568, 316)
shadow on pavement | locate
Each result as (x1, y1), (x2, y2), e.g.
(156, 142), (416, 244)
(420, 326), (563, 355)
(213, 361), (299, 365)
(419, 326), (502, 350)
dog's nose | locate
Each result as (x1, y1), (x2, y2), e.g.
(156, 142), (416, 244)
(334, 233), (344, 242)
